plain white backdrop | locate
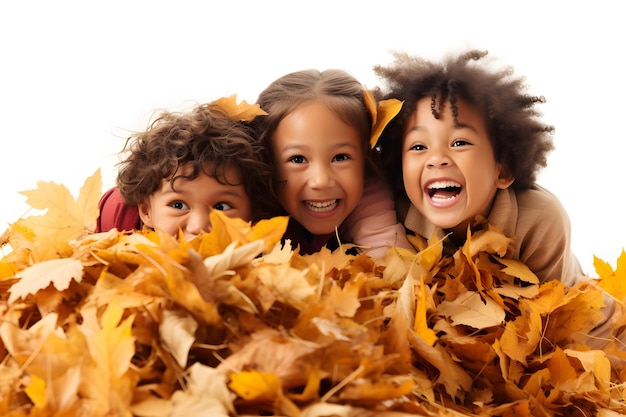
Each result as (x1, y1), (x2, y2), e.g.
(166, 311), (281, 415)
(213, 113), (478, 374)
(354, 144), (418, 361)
(1, 1), (624, 275)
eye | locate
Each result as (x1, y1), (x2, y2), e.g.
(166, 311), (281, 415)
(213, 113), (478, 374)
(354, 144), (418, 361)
(214, 202), (233, 211)
(288, 155), (306, 164)
(333, 153), (350, 162)
(409, 144), (426, 151)
(451, 139), (471, 147)
(170, 200), (189, 210)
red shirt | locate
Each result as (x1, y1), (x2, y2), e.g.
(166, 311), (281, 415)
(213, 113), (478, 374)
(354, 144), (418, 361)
(96, 187), (141, 232)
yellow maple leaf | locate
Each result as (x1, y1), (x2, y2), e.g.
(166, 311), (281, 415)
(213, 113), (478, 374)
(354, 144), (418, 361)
(15, 169), (101, 259)
(245, 216), (290, 252)
(228, 370), (281, 401)
(211, 94), (268, 122)
(196, 211), (288, 257)
(8, 257), (83, 304)
(595, 249), (626, 302)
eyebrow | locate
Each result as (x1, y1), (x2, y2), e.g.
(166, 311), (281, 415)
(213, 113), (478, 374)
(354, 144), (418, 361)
(454, 121), (478, 133)
(406, 122), (478, 134)
(279, 141), (359, 153)
(214, 188), (247, 200)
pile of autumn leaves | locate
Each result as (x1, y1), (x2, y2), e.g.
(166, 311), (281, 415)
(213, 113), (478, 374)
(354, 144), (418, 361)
(1, 170), (626, 417)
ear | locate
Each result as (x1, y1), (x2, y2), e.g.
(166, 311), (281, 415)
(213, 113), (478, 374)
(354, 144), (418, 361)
(495, 164), (514, 189)
(137, 202), (154, 228)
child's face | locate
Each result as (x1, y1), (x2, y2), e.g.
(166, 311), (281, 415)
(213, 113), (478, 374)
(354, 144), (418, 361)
(138, 164), (251, 240)
(402, 97), (513, 235)
(272, 100), (364, 235)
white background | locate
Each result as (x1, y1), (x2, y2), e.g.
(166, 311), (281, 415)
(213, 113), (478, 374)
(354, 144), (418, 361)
(1, 1), (624, 275)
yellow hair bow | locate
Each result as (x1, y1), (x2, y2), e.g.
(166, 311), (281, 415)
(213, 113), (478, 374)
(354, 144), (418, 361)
(363, 90), (403, 149)
(211, 94), (268, 122)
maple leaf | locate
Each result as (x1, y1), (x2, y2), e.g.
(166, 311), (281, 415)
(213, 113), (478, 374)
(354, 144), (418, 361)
(595, 248), (626, 302)
(4, 171), (626, 416)
(538, 280), (606, 346)
(196, 211), (287, 256)
(253, 262), (318, 311)
(77, 302), (138, 414)
(218, 328), (320, 389)
(497, 258), (540, 285)
(498, 300), (543, 365)
(14, 169), (101, 260)
(210, 94), (268, 122)
(228, 369), (281, 401)
(407, 328), (473, 400)
(8, 257), (83, 304)
(438, 290), (505, 329)
(0, 221), (36, 277)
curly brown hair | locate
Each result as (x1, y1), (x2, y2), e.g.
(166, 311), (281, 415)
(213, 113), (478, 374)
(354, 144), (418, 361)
(251, 69), (380, 213)
(115, 102), (274, 222)
(373, 49), (555, 196)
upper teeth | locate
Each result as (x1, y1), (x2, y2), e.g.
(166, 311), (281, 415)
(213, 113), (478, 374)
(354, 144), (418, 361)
(428, 181), (461, 189)
(308, 200), (336, 208)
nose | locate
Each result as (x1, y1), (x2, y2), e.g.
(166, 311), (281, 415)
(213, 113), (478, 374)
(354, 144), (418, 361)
(427, 147), (451, 168)
(307, 162), (334, 189)
(184, 210), (212, 237)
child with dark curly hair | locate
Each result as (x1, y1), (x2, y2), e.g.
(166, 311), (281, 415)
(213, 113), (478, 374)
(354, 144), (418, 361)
(96, 98), (275, 239)
(374, 49), (583, 285)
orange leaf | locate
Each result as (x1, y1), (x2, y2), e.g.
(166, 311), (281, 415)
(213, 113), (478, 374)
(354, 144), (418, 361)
(196, 211), (287, 257)
(497, 258), (540, 285)
(370, 98), (403, 148)
(414, 274), (438, 346)
(211, 94), (268, 122)
(438, 291), (505, 329)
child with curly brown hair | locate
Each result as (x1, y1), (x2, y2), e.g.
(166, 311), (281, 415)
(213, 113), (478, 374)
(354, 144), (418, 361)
(253, 68), (414, 260)
(374, 49), (583, 285)
(96, 97), (275, 239)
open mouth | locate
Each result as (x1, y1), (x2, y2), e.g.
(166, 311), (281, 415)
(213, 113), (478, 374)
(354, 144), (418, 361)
(427, 181), (462, 202)
(304, 199), (338, 212)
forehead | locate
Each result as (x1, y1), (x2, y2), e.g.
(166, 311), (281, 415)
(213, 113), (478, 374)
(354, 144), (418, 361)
(274, 101), (362, 145)
(173, 161), (244, 183)
(405, 96), (486, 128)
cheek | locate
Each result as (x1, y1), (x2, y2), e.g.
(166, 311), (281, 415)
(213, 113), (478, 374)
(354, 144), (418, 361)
(402, 157), (419, 181)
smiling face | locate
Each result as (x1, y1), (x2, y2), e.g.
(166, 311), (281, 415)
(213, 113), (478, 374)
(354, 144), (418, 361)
(272, 100), (364, 235)
(402, 97), (513, 236)
(138, 163), (251, 240)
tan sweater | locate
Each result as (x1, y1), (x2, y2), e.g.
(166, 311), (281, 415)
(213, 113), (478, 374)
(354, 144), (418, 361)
(400, 185), (584, 286)
(399, 185), (619, 347)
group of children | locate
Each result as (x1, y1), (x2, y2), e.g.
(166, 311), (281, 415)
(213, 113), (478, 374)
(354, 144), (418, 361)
(97, 49), (583, 286)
